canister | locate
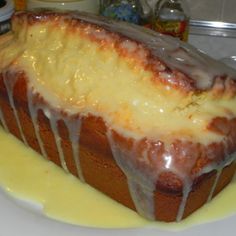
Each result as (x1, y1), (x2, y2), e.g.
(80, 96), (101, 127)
(27, 0), (99, 13)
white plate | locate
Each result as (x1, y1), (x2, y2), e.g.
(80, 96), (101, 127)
(0, 187), (235, 236)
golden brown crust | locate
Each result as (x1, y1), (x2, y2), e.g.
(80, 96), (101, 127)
(12, 11), (236, 96)
(0, 72), (235, 221)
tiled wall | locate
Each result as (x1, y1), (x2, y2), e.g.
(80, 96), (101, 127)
(147, 0), (236, 23)
(189, 34), (236, 59)
(186, 0), (236, 60)
(186, 0), (236, 23)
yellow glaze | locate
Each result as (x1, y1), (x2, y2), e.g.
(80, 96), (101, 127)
(0, 127), (236, 229)
(0, 19), (236, 144)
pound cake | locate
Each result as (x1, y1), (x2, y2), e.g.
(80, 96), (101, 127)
(0, 11), (236, 222)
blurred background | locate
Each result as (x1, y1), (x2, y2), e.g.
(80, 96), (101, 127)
(141, 0), (236, 23)
(186, 0), (236, 23)
(2, 0), (236, 63)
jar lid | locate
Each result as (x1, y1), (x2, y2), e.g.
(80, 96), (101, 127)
(0, 0), (14, 22)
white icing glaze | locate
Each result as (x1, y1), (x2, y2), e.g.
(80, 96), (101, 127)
(127, 177), (155, 220)
(107, 128), (236, 221)
(206, 152), (236, 202)
(2, 71), (28, 146)
(29, 94), (85, 179)
(74, 12), (236, 89)
(207, 168), (222, 202)
(0, 105), (8, 132)
(65, 117), (84, 181)
(48, 113), (69, 172)
(176, 179), (192, 222)
(27, 87), (48, 159)
(27, 88), (84, 179)
(107, 129), (156, 219)
(1, 72), (85, 180)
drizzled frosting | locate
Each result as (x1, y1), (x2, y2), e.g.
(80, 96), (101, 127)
(3, 71), (28, 145)
(0, 11), (236, 222)
(72, 11), (236, 90)
(26, 82), (84, 180)
(0, 105), (8, 132)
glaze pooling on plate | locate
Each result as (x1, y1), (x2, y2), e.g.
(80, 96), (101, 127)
(27, 86), (48, 159)
(0, 11), (236, 222)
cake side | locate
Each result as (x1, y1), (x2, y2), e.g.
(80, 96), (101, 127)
(0, 72), (235, 222)
(0, 11), (236, 222)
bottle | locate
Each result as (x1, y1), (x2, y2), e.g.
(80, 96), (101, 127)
(0, 0), (14, 35)
(154, 0), (190, 41)
(100, 0), (140, 24)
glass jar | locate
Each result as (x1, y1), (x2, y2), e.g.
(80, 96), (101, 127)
(27, 0), (100, 13)
(100, 0), (140, 24)
(0, 0), (14, 35)
(154, 0), (190, 41)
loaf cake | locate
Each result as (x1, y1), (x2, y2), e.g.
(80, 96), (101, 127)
(0, 11), (236, 222)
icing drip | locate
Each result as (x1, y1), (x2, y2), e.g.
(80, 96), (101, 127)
(107, 130), (156, 220)
(3, 72), (28, 145)
(66, 118), (84, 181)
(176, 179), (192, 222)
(1, 71), (85, 178)
(207, 168), (222, 202)
(27, 87), (48, 159)
(127, 177), (155, 220)
(107, 129), (195, 221)
(27, 83), (84, 179)
(48, 114), (69, 172)
(206, 151), (236, 202)
(199, 151), (236, 203)
(0, 105), (9, 132)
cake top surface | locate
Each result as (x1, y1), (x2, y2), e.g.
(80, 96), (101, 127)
(0, 11), (236, 146)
